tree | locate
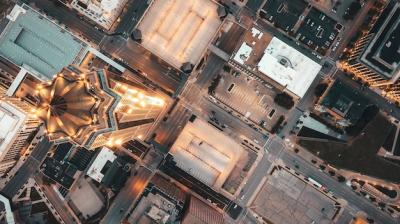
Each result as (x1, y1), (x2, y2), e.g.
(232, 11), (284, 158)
(271, 115), (285, 134)
(314, 83), (328, 97)
(208, 74), (221, 95)
(223, 65), (231, 73)
(337, 175), (346, 182)
(274, 93), (294, 109)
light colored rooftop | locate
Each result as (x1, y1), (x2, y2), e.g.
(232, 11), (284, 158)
(87, 147), (116, 182)
(170, 118), (244, 188)
(258, 37), (321, 97)
(69, 179), (104, 219)
(233, 42), (252, 65)
(72, 0), (128, 29)
(0, 100), (26, 157)
(0, 4), (86, 80)
(138, 0), (222, 68)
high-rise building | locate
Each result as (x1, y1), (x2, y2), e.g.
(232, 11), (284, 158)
(32, 66), (166, 149)
(0, 87), (40, 176)
(342, 0), (400, 101)
(182, 196), (224, 224)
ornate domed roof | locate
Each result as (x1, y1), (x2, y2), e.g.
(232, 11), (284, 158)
(35, 66), (119, 146)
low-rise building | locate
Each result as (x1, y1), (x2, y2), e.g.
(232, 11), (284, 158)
(72, 0), (128, 30)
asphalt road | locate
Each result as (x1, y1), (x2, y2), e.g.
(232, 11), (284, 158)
(101, 166), (153, 224)
(35, 174), (78, 224)
(21, 0), (104, 45)
(1, 137), (52, 198)
(154, 103), (192, 147)
(101, 37), (182, 94)
(113, 0), (149, 35)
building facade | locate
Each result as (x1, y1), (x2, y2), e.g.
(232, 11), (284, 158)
(342, 0), (400, 101)
(0, 87), (40, 176)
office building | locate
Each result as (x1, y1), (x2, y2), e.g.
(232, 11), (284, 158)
(342, 0), (400, 101)
(182, 196), (224, 224)
(0, 87), (40, 176)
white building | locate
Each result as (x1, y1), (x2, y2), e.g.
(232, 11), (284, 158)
(86, 146), (116, 182)
(0, 91), (40, 176)
(72, 0), (128, 30)
(258, 37), (321, 98)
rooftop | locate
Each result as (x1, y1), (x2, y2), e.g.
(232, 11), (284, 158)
(86, 147), (117, 183)
(258, 37), (321, 97)
(320, 80), (371, 124)
(138, 0), (222, 68)
(170, 117), (244, 188)
(0, 100), (27, 156)
(0, 4), (86, 80)
(360, 1), (400, 80)
(72, 0), (128, 29)
(34, 66), (119, 147)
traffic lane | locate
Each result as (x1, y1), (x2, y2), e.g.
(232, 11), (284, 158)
(114, 0), (149, 34)
(279, 148), (397, 224)
(1, 137), (52, 198)
(101, 166), (153, 224)
(110, 40), (182, 93)
(1, 159), (36, 198)
(24, 0), (104, 44)
(195, 53), (225, 88)
(35, 175), (77, 224)
(154, 103), (191, 147)
(237, 152), (274, 205)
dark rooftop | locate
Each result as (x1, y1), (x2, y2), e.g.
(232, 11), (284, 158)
(360, 1), (400, 79)
(41, 158), (77, 189)
(259, 0), (307, 32)
(321, 80), (371, 124)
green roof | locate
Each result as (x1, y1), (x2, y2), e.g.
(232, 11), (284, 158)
(0, 5), (85, 79)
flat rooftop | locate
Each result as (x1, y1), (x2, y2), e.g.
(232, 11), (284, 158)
(86, 147), (117, 183)
(258, 37), (321, 97)
(0, 100), (26, 156)
(138, 0), (222, 68)
(72, 0), (128, 29)
(170, 117), (244, 188)
(259, 0), (307, 32)
(0, 4), (86, 80)
(361, 1), (400, 79)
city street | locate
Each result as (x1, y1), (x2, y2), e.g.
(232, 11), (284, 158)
(1, 137), (52, 198)
(21, 0), (104, 44)
(101, 166), (153, 224)
(101, 36), (183, 94)
(35, 174), (78, 224)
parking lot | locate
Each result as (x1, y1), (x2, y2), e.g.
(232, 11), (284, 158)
(251, 166), (338, 224)
(213, 65), (288, 132)
(297, 7), (342, 55)
(259, 0), (308, 32)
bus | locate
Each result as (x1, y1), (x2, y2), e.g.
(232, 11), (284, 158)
(307, 177), (323, 188)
